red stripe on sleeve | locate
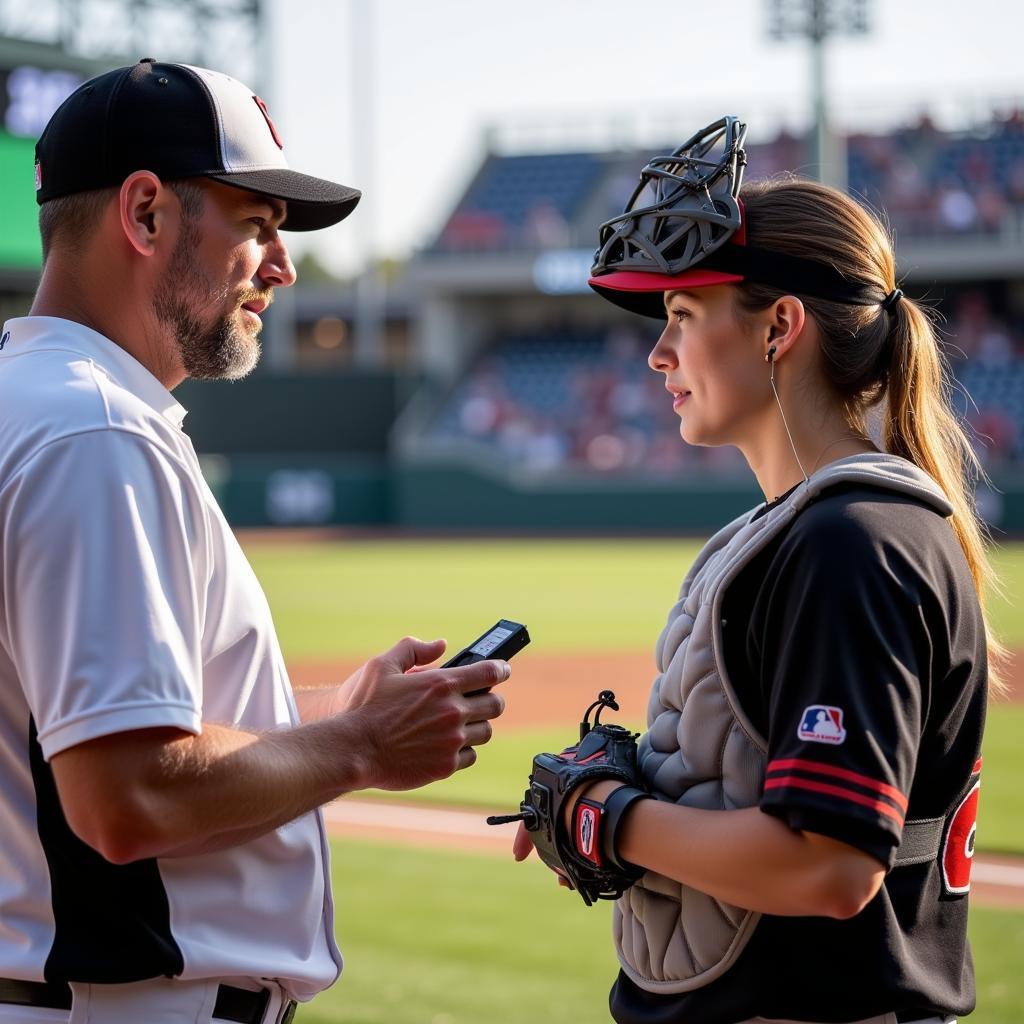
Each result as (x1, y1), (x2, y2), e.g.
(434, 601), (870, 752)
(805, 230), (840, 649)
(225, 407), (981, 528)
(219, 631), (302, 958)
(763, 775), (906, 826)
(767, 757), (908, 811)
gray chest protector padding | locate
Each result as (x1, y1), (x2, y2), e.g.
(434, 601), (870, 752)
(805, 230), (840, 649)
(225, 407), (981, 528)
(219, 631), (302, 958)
(613, 454), (953, 994)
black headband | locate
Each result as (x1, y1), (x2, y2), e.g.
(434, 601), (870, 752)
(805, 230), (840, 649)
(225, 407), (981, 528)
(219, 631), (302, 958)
(699, 243), (885, 306)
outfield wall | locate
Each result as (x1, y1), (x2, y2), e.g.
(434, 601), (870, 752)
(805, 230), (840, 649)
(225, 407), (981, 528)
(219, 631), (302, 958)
(176, 373), (417, 456)
(178, 372), (1024, 533)
(202, 454), (760, 531)
(201, 453), (1024, 535)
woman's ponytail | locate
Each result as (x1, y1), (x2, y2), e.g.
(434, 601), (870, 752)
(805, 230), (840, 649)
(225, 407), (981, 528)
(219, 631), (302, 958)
(884, 298), (1008, 693)
(738, 177), (1008, 696)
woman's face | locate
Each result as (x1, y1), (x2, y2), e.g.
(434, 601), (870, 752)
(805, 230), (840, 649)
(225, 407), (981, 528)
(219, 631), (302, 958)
(648, 285), (769, 449)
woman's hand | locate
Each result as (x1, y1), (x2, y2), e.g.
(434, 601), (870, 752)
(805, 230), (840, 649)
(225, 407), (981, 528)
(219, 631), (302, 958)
(512, 778), (628, 889)
(512, 821), (535, 862)
(513, 822), (571, 888)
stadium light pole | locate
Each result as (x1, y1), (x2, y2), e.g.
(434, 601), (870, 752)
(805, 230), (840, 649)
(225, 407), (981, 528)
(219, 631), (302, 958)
(351, 0), (383, 367)
(766, 0), (871, 190)
(252, 0), (298, 372)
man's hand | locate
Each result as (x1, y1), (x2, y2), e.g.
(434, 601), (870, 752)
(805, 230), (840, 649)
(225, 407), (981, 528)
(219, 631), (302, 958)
(336, 636), (508, 791)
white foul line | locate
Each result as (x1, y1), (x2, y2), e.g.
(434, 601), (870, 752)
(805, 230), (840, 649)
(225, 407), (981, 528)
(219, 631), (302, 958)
(323, 801), (1024, 889)
(972, 862), (1024, 887)
(323, 800), (513, 840)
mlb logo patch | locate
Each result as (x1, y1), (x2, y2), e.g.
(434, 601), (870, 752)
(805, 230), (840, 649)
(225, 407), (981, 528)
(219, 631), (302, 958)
(798, 705), (847, 745)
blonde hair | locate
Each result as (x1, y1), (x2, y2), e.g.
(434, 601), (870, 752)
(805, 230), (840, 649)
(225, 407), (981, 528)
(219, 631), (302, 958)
(736, 177), (1007, 695)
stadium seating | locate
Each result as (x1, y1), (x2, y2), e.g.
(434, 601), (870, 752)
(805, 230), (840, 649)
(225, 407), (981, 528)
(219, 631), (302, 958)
(425, 303), (1024, 473)
(424, 116), (1024, 473)
(438, 153), (603, 250)
(434, 113), (1024, 250)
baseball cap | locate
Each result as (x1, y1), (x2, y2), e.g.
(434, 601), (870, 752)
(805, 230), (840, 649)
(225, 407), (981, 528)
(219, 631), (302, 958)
(34, 58), (360, 232)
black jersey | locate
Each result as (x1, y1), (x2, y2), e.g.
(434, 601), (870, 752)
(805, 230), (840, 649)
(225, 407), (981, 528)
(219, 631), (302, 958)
(611, 482), (987, 1024)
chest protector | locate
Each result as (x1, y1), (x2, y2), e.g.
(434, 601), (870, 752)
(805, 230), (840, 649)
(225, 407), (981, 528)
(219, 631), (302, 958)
(613, 454), (953, 994)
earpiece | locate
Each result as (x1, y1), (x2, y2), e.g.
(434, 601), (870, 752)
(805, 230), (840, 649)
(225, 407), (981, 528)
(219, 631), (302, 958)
(765, 345), (777, 363)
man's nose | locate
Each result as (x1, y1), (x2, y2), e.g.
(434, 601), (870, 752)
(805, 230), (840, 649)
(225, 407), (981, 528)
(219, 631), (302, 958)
(258, 234), (296, 289)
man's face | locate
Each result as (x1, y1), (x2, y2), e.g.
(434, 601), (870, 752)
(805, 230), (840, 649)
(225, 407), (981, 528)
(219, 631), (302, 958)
(153, 181), (294, 381)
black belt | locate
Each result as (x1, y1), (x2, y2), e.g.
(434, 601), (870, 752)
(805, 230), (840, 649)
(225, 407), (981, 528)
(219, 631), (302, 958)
(0, 977), (296, 1024)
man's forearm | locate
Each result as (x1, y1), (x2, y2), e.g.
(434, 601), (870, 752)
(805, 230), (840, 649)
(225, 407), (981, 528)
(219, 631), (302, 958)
(292, 682), (347, 723)
(53, 637), (509, 864)
(55, 716), (371, 864)
(153, 719), (365, 850)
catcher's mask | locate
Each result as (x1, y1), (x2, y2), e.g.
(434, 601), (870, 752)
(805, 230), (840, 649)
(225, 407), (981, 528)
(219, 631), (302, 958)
(589, 115), (885, 319)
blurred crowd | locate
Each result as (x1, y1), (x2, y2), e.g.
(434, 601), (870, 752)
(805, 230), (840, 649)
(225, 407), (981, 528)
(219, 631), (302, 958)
(947, 290), (1024, 467)
(438, 112), (1024, 252)
(431, 113), (1024, 473)
(431, 291), (1024, 475)
(753, 112), (1024, 238)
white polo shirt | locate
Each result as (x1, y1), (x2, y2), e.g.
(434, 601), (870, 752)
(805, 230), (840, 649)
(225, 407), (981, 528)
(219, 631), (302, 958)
(0, 316), (342, 999)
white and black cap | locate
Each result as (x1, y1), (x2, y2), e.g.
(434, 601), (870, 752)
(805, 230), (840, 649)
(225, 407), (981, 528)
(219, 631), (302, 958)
(34, 58), (360, 232)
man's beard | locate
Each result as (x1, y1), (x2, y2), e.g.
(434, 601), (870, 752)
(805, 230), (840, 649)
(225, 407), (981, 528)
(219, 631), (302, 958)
(153, 216), (263, 381)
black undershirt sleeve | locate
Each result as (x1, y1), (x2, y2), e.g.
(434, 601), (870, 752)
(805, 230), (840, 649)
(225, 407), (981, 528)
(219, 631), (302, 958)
(750, 498), (932, 867)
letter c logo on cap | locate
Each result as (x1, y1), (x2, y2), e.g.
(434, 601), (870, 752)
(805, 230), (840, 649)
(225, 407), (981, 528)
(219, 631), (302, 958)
(253, 95), (283, 150)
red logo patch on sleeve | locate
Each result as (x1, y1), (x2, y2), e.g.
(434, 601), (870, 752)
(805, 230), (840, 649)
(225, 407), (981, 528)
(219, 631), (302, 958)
(942, 767), (981, 895)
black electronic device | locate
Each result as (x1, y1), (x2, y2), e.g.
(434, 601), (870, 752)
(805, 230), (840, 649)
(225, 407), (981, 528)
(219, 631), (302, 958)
(444, 619), (530, 694)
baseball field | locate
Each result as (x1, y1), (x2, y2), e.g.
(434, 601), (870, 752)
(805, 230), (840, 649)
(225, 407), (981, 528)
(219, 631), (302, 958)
(241, 534), (1024, 1023)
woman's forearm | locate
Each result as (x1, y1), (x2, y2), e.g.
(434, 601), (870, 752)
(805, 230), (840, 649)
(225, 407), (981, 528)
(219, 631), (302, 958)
(618, 798), (885, 918)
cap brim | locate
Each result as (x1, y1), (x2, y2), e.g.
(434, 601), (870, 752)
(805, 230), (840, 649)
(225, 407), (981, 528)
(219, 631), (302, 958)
(588, 269), (745, 320)
(207, 168), (361, 231)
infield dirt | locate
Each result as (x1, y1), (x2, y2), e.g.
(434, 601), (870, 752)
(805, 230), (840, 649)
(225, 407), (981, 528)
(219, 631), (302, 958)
(289, 649), (1024, 715)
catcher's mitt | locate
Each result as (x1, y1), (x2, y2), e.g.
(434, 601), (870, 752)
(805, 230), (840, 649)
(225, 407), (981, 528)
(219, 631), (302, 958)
(488, 690), (650, 905)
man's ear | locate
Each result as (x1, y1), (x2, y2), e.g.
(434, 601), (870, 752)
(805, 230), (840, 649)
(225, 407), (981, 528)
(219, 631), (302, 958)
(763, 296), (807, 362)
(118, 171), (168, 257)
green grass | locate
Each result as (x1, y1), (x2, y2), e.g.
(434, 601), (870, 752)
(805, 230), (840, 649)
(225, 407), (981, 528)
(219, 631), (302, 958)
(245, 538), (702, 658)
(245, 537), (1023, 658)
(242, 535), (1024, 855)
(253, 538), (1023, 1019)
(241, 534), (1024, 854)
(301, 839), (617, 1024)
(990, 543), (1024, 647)
(295, 838), (1024, 1024)
(972, 905), (1024, 1021)
(977, 705), (1024, 854)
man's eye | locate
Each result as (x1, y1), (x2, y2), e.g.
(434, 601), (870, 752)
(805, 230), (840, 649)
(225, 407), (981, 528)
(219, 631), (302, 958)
(670, 309), (690, 322)
(250, 217), (266, 228)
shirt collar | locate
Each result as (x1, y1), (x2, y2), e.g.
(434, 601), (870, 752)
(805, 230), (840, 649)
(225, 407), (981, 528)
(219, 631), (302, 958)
(0, 316), (188, 428)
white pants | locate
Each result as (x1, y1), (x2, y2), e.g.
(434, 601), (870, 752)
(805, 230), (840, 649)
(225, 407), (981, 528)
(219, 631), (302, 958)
(0, 977), (293, 1024)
